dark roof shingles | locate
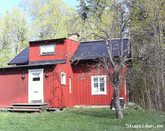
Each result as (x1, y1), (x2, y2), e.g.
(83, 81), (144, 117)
(72, 38), (130, 62)
(8, 47), (29, 65)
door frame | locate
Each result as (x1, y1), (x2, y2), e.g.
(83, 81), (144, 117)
(28, 69), (44, 103)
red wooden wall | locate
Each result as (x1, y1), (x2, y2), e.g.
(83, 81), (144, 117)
(0, 65), (127, 108)
(71, 63), (127, 106)
(0, 69), (28, 107)
(0, 66), (68, 108)
(43, 64), (74, 108)
(29, 38), (78, 62)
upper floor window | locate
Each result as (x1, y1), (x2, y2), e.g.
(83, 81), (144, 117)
(91, 75), (107, 95)
(40, 45), (55, 55)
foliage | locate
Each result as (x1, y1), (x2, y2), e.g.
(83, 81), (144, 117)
(128, 0), (165, 111)
(0, 8), (29, 67)
(75, 0), (129, 41)
(22, 0), (75, 39)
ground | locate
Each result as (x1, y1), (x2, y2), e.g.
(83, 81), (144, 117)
(0, 107), (164, 131)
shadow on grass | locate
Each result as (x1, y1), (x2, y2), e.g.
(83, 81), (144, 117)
(71, 108), (117, 119)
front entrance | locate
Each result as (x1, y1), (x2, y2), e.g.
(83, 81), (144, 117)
(28, 69), (44, 103)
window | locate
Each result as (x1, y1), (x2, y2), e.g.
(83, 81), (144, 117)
(91, 75), (107, 95)
(33, 77), (40, 81)
(61, 72), (66, 85)
(32, 72), (41, 81)
(40, 45), (55, 55)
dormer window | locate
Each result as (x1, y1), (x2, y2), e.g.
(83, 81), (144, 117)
(40, 45), (55, 55)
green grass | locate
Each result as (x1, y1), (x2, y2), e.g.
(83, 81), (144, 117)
(0, 107), (164, 131)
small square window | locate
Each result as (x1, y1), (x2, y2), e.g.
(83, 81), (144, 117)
(40, 44), (55, 55)
(61, 72), (66, 85)
(33, 77), (40, 81)
(91, 75), (107, 95)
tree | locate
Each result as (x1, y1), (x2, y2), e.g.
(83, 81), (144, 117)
(77, 0), (130, 118)
(0, 8), (29, 66)
(21, 0), (75, 39)
(128, 0), (165, 111)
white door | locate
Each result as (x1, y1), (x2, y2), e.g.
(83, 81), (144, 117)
(28, 69), (44, 103)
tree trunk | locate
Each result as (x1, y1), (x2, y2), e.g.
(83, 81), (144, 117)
(112, 64), (123, 118)
(114, 88), (123, 118)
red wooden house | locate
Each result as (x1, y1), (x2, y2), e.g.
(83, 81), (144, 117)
(0, 34), (130, 109)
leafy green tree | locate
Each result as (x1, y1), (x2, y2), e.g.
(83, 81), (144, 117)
(128, 0), (165, 111)
(22, 0), (75, 39)
(0, 8), (29, 66)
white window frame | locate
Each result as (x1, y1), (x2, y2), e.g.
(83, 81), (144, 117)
(61, 72), (66, 85)
(91, 75), (107, 95)
(40, 44), (55, 55)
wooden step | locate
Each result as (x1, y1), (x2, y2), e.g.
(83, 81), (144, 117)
(11, 106), (47, 109)
(5, 106), (14, 109)
(12, 103), (47, 106)
(7, 108), (41, 112)
(6, 103), (48, 112)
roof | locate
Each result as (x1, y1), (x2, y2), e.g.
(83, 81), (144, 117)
(0, 59), (66, 70)
(8, 47), (29, 65)
(71, 38), (130, 62)
(29, 59), (66, 65)
(7, 38), (130, 66)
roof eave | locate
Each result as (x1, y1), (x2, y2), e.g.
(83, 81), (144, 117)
(29, 38), (66, 44)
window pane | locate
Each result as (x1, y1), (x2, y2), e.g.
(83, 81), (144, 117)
(100, 77), (105, 92)
(100, 83), (104, 88)
(33, 77), (40, 81)
(61, 72), (66, 85)
(100, 83), (105, 91)
(94, 86), (99, 92)
(100, 77), (104, 83)
(100, 86), (105, 92)
(94, 78), (98, 83)
(93, 77), (99, 92)
(94, 83), (98, 87)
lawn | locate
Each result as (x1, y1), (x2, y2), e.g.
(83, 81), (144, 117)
(0, 107), (164, 131)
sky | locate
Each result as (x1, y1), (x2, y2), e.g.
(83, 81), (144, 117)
(0, 0), (21, 13)
(63, 0), (79, 8)
(0, 0), (78, 14)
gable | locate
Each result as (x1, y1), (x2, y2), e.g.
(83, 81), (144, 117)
(29, 38), (68, 62)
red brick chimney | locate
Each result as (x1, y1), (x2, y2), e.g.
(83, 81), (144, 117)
(68, 33), (80, 42)
(65, 33), (80, 59)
